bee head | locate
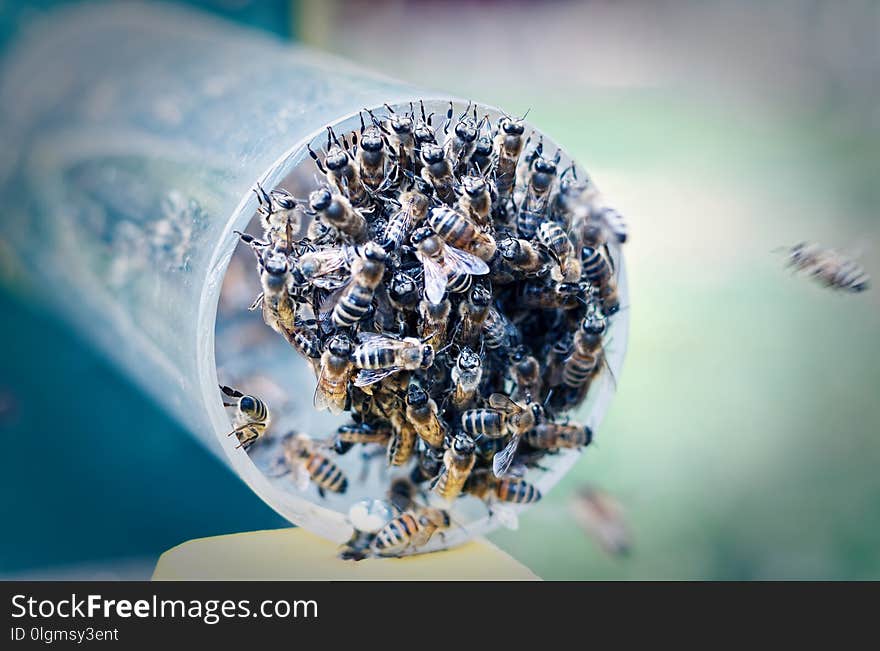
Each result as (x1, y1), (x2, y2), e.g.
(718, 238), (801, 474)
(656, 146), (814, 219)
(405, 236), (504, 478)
(454, 119), (477, 142)
(412, 176), (434, 196)
(499, 237), (522, 261)
(419, 344), (435, 369)
(328, 334), (353, 357)
(534, 157), (557, 176)
(332, 437), (354, 456)
(458, 347), (480, 371)
(363, 242), (387, 262)
(309, 187), (333, 212)
(452, 433), (476, 456)
(389, 113), (413, 135)
(502, 118), (525, 136)
(406, 383), (428, 408)
(510, 345), (527, 363)
(473, 136), (492, 156)
(582, 425), (594, 447)
(421, 144), (445, 164)
(361, 130), (384, 152)
(470, 284), (492, 307)
(271, 189), (298, 211)
(325, 147), (349, 171)
(410, 226), (437, 251)
(581, 312), (606, 336)
(462, 176), (486, 196)
(239, 395), (257, 414)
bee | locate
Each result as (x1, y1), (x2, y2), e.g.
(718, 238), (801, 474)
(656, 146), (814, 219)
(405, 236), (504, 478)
(443, 101), (483, 174)
(581, 246), (620, 314)
(382, 175), (433, 250)
(239, 238), (297, 337)
(465, 469), (542, 504)
(509, 346), (543, 402)
(308, 127), (366, 206)
(517, 141), (559, 239)
(482, 306), (516, 350)
(493, 115), (527, 203)
(307, 185), (368, 244)
(371, 507), (450, 556)
(469, 132), (495, 177)
(432, 432), (476, 502)
(405, 383), (446, 447)
(520, 280), (584, 310)
(781, 242), (870, 293)
(388, 270), (421, 312)
(457, 174), (494, 228)
(457, 284), (492, 346)
(562, 310), (606, 393)
(333, 421), (392, 455)
(314, 333), (355, 414)
(418, 294), (451, 350)
(525, 422), (593, 449)
(357, 111), (394, 191)
(427, 205), (497, 262)
(282, 433), (348, 498)
(220, 385), (269, 450)
(570, 485), (632, 557)
(419, 143), (457, 205)
(411, 226), (489, 304)
(537, 221), (579, 282)
(498, 236), (549, 276)
(450, 347), (483, 409)
(330, 242), (387, 328)
(253, 183), (301, 240)
(382, 102), (416, 181)
(411, 440), (445, 484)
(386, 417), (417, 466)
(388, 476), (418, 512)
(545, 336), (573, 388)
(460, 407), (506, 439)
(488, 393), (543, 477)
(352, 332), (435, 387)
(289, 321), (323, 375)
(306, 216), (338, 246)
(291, 246), (350, 289)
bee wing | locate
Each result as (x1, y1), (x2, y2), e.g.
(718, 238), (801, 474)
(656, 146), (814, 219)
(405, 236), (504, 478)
(492, 503), (520, 531)
(386, 206), (414, 247)
(492, 433), (520, 478)
(416, 251), (449, 304)
(318, 282), (351, 321)
(488, 392), (520, 414)
(356, 331), (407, 349)
(442, 244), (490, 276)
(313, 366), (345, 415)
(354, 367), (400, 388)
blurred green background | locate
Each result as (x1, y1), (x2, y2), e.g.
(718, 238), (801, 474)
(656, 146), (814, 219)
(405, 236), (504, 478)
(1, 0), (878, 579)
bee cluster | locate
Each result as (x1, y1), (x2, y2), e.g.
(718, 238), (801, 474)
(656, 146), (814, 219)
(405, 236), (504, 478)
(226, 100), (627, 558)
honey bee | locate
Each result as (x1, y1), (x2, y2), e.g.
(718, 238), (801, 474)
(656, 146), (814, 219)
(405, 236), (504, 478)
(382, 102), (416, 181)
(386, 419), (417, 466)
(427, 205), (497, 262)
(387, 270), (421, 312)
(388, 476), (418, 512)
(460, 407), (506, 439)
(465, 469), (542, 504)
(469, 132), (495, 177)
(370, 507), (450, 556)
(498, 236), (549, 276)
(450, 347), (483, 409)
(411, 226), (489, 304)
(282, 432), (348, 497)
(289, 320), (323, 375)
(537, 221), (579, 282)
(411, 440), (445, 484)
(443, 101), (483, 174)
(562, 310), (606, 394)
(432, 432), (476, 502)
(352, 332), (435, 387)
(517, 140), (559, 239)
(220, 385), (270, 450)
(333, 421), (392, 455)
(525, 422), (593, 449)
(357, 111), (394, 191)
(570, 485), (632, 557)
(308, 127), (366, 206)
(781, 242), (870, 293)
(382, 175), (433, 250)
(307, 185), (368, 244)
(509, 346), (543, 402)
(419, 143), (457, 205)
(240, 240), (297, 337)
(291, 246), (350, 289)
(418, 294), (451, 350)
(457, 174), (493, 228)
(520, 280), (584, 310)
(545, 336), (572, 388)
(330, 242), (387, 328)
(493, 114), (526, 202)
(457, 284), (493, 346)
(581, 246), (620, 314)
(314, 333), (355, 414)
(253, 183), (301, 239)
(405, 383), (446, 447)
(482, 306), (517, 350)
(488, 393), (543, 477)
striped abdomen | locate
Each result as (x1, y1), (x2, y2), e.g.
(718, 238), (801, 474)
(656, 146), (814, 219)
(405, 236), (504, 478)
(446, 270), (472, 294)
(373, 513), (420, 552)
(429, 207), (478, 249)
(333, 282), (377, 327)
(581, 247), (611, 286)
(562, 348), (601, 388)
(305, 454), (348, 493)
(496, 478), (542, 504)
(461, 409), (506, 438)
(387, 424), (416, 466)
(353, 346), (397, 369)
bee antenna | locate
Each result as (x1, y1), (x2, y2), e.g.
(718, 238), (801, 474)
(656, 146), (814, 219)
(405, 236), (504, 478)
(521, 107), (532, 120)
(542, 389), (554, 407)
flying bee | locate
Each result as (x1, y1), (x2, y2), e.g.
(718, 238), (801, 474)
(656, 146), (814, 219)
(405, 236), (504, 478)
(419, 143), (457, 205)
(570, 485), (632, 557)
(432, 432), (476, 502)
(411, 226), (490, 304)
(281, 432), (348, 497)
(525, 422), (593, 450)
(253, 183), (301, 240)
(537, 221), (579, 282)
(306, 185), (368, 244)
(388, 270), (421, 312)
(329, 242), (387, 328)
(357, 111), (395, 191)
(498, 236), (549, 277)
(314, 333), (355, 414)
(427, 205), (497, 262)
(488, 393), (543, 477)
(509, 346), (543, 402)
(443, 101), (483, 174)
(383, 175), (433, 250)
(370, 507), (450, 556)
(581, 246), (620, 314)
(781, 242), (870, 293)
(493, 114), (526, 202)
(457, 174), (494, 228)
(220, 385), (269, 450)
(308, 127), (366, 206)
(450, 347), (483, 409)
(465, 469), (542, 504)
(418, 294), (451, 350)
(457, 283), (492, 346)
(382, 102), (416, 181)
(405, 383), (446, 448)
(517, 140), (560, 239)
(352, 331), (435, 387)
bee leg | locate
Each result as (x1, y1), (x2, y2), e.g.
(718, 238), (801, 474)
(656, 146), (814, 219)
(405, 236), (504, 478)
(317, 485), (326, 499)
(219, 385), (244, 399)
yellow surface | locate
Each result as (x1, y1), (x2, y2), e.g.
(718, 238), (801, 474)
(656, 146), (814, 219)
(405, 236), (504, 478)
(152, 528), (539, 580)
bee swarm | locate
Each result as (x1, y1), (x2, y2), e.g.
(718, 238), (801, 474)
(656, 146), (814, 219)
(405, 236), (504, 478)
(229, 100), (627, 559)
